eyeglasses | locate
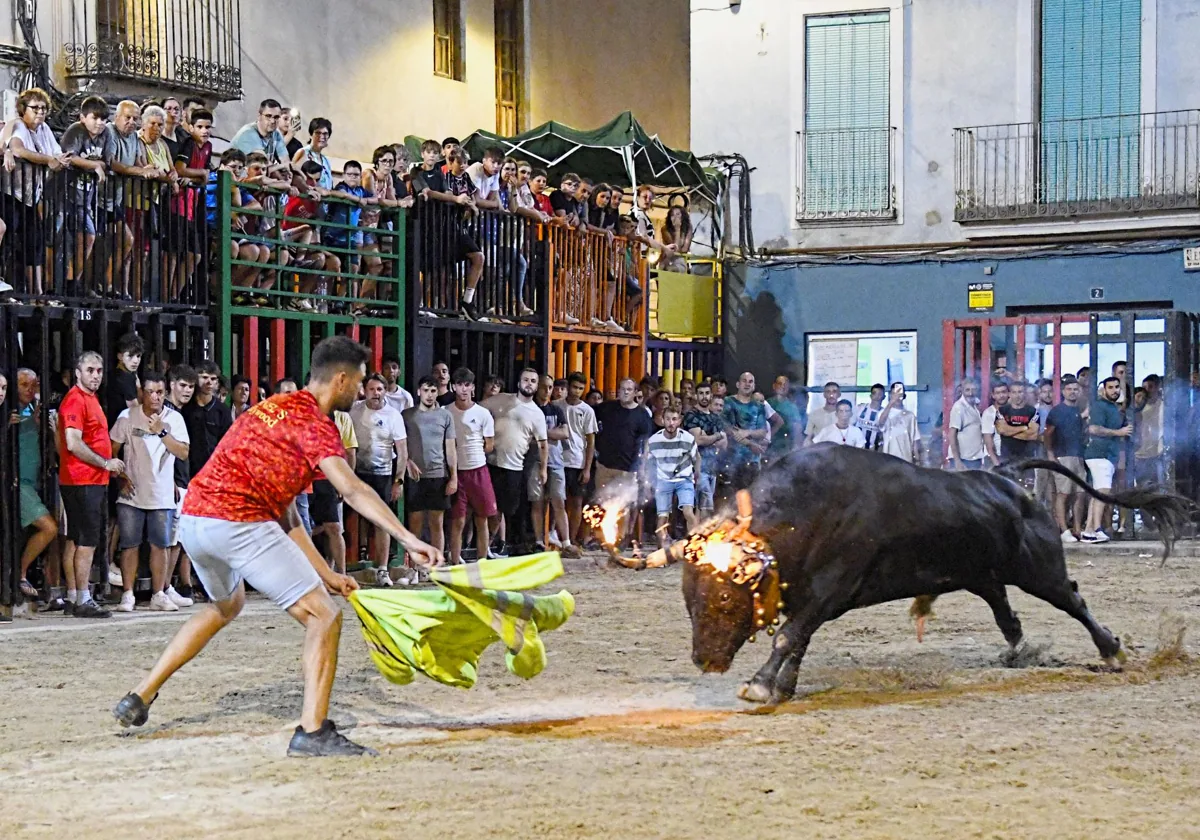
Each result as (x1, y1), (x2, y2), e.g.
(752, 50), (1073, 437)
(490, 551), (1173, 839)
(26, 105), (48, 113)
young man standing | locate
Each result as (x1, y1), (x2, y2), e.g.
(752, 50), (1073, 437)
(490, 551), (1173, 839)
(1082, 376), (1133, 542)
(877, 383), (922, 464)
(482, 369), (548, 555)
(182, 360), (233, 482)
(58, 351), (124, 618)
(448, 368), (497, 564)
(531, 375), (576, 557)
(804, 382), (841, 445)
(1134, 374), (1165, 488)
(380, 354), (415, 414)
(980, 380), (1010, 469)
(114, 337), (441, 758)
(350, 374), (408, 586)
(644, 407), (700, 548)
(110, 371), (190, 613)
(854, 384), (887, 451)
(163, 365), (199, 604)
(814, 400), (868, 447)
(948, 379), (986, 470)
(593, 379), (655, 548)
(1044, 377), (1088, 542)
(554, 371), (598, 549)
(432, 361), (455, 406)
(402, 376), (457, 569)
(684, 381), (727, 518)
(766, 374), (802, 461)
(721, 371), (770, 490)
(996, 379), (1040, 468)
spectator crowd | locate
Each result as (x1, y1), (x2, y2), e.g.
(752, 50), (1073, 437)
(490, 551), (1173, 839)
(0, 91), (693, 326)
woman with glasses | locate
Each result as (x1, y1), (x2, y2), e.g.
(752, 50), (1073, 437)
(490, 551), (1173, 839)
(290, 117), (334, 193)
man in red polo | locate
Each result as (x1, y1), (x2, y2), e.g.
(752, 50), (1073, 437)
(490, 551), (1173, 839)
(113, 337), (441, 758)
(59, 350), (125, 619)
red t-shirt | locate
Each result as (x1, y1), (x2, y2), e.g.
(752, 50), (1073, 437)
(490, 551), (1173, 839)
(58, 385), (112, 486)
(281, 195), (318, 230)
(533, 193), (553, 216)
(183, 391), (345, 522)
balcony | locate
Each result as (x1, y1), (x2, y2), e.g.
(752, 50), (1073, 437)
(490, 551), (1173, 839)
(63, 0), (242, 100)
(795, 127), (897, 222)
(954, 110), (1200, 223)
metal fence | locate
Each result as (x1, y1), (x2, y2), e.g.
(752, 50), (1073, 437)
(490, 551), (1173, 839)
(954, 110), (1200, 222)
(1, 159), (210, 310)
(795, 127), (897, 221)
(411, 198), (541, 324)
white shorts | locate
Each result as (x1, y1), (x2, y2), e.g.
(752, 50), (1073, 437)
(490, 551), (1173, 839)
(177, 515), (323, 609)
(1085, 458), (1115, 491)
(168, 488), (186, 548)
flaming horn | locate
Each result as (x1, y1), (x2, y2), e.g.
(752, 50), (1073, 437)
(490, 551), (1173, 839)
(641, 489), (758, 569)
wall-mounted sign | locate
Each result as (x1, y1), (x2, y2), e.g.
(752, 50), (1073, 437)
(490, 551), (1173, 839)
(1090, 287), (1105, 301)
(967, 282), (994, 312)
(1184, 247), (1200, 271)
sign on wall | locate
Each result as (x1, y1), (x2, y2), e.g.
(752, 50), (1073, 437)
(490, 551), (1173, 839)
(1184, 247), (1200, 271)
(967, 282), (994, 312)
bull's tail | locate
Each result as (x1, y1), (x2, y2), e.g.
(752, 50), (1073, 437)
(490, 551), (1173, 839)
(1001, 458), (1196, 562)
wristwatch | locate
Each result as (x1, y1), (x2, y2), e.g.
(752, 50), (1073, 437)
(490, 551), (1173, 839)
(157, 430), (169, 438)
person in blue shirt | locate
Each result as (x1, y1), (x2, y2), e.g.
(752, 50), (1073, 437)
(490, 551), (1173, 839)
(322, 160), (375, 300)
(1082, 376), (1133, 542)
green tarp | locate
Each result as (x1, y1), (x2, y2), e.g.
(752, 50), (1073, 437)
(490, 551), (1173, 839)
(405, 111), (718, 201)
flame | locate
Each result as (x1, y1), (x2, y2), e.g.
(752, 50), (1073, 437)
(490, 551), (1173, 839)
(701, 541), (735, 572)
(584, 503), (624, 547)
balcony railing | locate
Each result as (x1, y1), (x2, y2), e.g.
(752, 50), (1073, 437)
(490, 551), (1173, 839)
(954, 110), (1200, 222)
(545, 225), (642, 333)
(796, 127), (897, 222)
(64, 0), (243, 100)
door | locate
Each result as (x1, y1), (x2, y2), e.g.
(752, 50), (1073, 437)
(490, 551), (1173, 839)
(494, 0), (524, 136)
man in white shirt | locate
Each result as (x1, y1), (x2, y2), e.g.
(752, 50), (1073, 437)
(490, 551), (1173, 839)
(482, 368), (547, 554)
(554, 371), (598, 548)
(877, 383), (922, 464)
(381, 354), (414, 414)
(644, 408), (700, 548)
(448, 367), (497, 564)
(980, 380), (1009, 469)
(813, 400), (867, 447)
(350, 374), (409, 587)
(948, 379), (986, 470)
(854, 384), (887, 451)
(109, 372), (190, 613)
(804, 382), (841, 445)
(467, 148), (502, 209)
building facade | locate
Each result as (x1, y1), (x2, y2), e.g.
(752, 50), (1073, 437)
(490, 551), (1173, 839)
(0, 0), (689, 155)
(693, 0), (1200, 434)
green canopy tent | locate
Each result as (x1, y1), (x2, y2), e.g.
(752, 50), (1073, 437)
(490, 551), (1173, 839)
(405, 111), (719, 203)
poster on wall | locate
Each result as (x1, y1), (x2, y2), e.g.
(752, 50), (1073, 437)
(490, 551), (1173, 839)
(806, 331), (919, 415)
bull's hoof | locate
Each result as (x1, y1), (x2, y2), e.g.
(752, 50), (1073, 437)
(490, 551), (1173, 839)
(737, 680), (774, 704)
(1101, 655), (1125, 672)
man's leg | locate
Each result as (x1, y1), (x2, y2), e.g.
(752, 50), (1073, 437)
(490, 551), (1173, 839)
(149, 544), (169, 593)
(131, 584), (245, 702)
(449, 515), (466, 564)
(549, 497), (572, 554)
(20, 514), (57, 581)
(1053, 489), (1070, 533)
(681, 504), (698, 532)
(427, 511), (446, 557)
(373, 527), (391, 579)
(285, 586), (344, 733)
(119, 545), (140, 597)
(473, 514), (490, 561)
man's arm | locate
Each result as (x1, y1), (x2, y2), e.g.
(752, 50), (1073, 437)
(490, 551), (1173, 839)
(581, 431), (595, 481)
(392, 439), (408, 501)
(687, 425), (724, 447)
(767, 412), (783, 435)
(66, 427), (123, 473)
(319, 456), (441, 566)
(483, 435), (495, 455)
(1087, 423), (1133, 438)
(1043, 425), (1057, 461)
(948, 426), (963, 469)
(538, 439), (548, 484)
(547, 423), (569, 441)
(345, 446), (357, 472)
(444, 438), (458, 494)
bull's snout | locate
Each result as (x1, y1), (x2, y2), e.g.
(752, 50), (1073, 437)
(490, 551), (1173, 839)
(693, 654), (733, 674)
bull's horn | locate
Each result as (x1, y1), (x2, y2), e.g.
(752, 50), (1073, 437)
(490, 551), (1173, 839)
(736, 489), (753, 520)
(645, 539), (688, 568)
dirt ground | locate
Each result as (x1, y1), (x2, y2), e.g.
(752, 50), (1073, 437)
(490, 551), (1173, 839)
(3, 551), (1200, 840)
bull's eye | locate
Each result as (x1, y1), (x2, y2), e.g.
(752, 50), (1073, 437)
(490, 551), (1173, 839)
(719, 591), (731, 605)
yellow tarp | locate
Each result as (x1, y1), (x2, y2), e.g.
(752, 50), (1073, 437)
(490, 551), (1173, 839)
(349, 552), (575, 689)
(652, 269), (719, 338)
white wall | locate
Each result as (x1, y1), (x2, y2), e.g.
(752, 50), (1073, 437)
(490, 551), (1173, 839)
(691, 0), (1200, 250)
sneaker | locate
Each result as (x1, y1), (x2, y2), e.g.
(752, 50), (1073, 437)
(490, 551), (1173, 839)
(374, 567), (393, 587)
(564, 314), (580, 326)
(604, 318), (626, 332)
(74, 600), (111, 619)
(561, 544), (584, 559)
(0, 279), (11, 292)
(113, 692), (155, 728)
(1080, 531), (1109, 543)
(287, 720), (378, 758)
(63, 600), (76, 617)
(460, 298), (479, 321)
(394, 569), (414, 586)
(590, 317), (607, 328)
(116, 590), (136, 613)
(1061, 529), (1079, 544)
(108, 564), (124, 588)
(518, 304), (535, 316)
(488, 542), (510, 559)
(44, 597), (67, 613)
(165, 586), (194, 608)
(1090, 530), (1110, 543)
(149, 591), (180, 612)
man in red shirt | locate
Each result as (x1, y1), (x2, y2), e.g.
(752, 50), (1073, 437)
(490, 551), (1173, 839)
(59, 350), (126, 619)
(113, 337), (441, 757)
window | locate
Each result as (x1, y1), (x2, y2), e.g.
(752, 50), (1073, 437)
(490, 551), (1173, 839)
(800, 12), (892, 219)
(806, 330), (918, 416)
(434, 0), (464, 80)
(1039, 0), (1142, 201)
(494, 0), (524, 134)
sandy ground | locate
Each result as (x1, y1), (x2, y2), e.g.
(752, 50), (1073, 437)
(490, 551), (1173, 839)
(3, 551), (1200, 840)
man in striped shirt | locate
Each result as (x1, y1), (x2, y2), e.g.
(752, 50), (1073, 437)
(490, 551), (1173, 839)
(643, 408), (700, 549)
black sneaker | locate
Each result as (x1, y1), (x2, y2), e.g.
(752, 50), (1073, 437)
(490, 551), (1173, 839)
(74, 600), (111, 618)
(287, 720), (379, 758)
(44, 597), (67, 613)
(63, 600), (76, 616)
(460, 298), (479, 321)
(113, 692), (155, 727)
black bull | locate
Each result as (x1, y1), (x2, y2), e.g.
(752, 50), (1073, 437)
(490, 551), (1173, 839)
(682, 445), (1194, 705)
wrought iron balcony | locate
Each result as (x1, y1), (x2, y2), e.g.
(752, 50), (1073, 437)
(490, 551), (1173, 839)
(63, 0), (242, 100)
(954, 110), (1200, 223)
(795, 127), (897, 222)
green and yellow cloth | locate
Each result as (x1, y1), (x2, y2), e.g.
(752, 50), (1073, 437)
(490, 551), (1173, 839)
(349, 552), (575, 689)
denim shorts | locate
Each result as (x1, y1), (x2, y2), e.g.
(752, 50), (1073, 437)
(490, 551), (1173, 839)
(655, 478), (695, 512)
(117, 504), (176, 550)
(695, 471), (716, 511)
